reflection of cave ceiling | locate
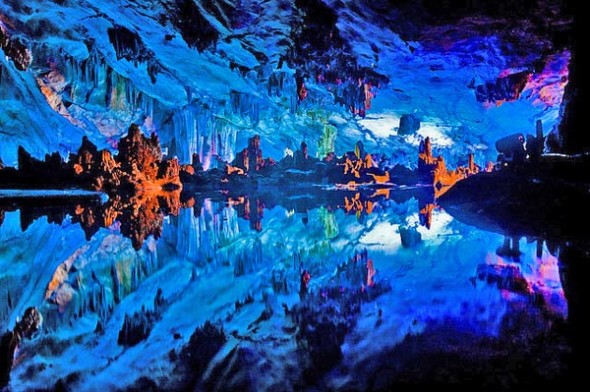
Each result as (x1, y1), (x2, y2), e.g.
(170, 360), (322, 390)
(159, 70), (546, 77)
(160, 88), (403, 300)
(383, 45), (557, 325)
(0, 0), (575, 167)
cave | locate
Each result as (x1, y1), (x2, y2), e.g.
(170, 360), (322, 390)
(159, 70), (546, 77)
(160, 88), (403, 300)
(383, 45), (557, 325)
(0, 0), (587, 390)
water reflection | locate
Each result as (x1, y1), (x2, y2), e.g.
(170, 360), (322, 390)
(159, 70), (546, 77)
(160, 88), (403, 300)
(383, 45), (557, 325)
(0, 186), (435, 250)
(0, 186), (581, 390)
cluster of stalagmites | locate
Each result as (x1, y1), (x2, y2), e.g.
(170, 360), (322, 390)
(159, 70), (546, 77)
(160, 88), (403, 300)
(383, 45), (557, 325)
(71, 124), (182, 192)
(0, 124), (181, 193)
(0, 124), (485, 250)
(0, 124), (187, 249)
(224, 135), (483, 196)
(417, 136), (487, 196)
(224, 137), (389, 187)
(1, 123), (485, 194)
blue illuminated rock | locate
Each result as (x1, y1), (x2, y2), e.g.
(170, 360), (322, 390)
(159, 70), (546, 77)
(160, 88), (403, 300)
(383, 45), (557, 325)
(398, 114), (421, 135)
(399, 226), (422, 247)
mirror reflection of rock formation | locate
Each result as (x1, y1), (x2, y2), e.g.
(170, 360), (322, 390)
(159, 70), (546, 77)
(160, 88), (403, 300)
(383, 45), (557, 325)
(0, 180), (439, 248)
(1, 307), (42, 388)
(0, 122), (492, 249)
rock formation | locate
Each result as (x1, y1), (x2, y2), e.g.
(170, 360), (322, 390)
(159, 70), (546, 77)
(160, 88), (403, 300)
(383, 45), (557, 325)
(118, 289), (167, 347)
(230, 135), (275, 175)
(2, 123), (181, 193)
(398, 114), (421, 135)
(0, 21), (31, 71)
(285, 249), (390, 378)
(1, 307), (42, 388)
(176, 320), (227, 389)
(0, 128), (489, 249)
(418, 137), (482, 196)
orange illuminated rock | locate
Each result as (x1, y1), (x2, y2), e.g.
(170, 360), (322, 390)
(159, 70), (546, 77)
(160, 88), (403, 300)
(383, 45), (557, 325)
(226, 164), (245, 176)
(69, 136), (123, 191)
(247, 135), (264, 172)
(367, 170), (390, 184)
(418, 137), (436, 167)
(157, 158), (182, 188)
(45, 246), (89, 303)
(230, 134), (276, 175)
(119, 193), (164, 250)
(99, 124), (183, 192)
(233, 148), (249, 172)
(298, 81), (308, 101)
(69, 184), (181, 250)
(117, 124), (162, 180)
(181, 164), (195, 176)
(418, 138), (482, 196)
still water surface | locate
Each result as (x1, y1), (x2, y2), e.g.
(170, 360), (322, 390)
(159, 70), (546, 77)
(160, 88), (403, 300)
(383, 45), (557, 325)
(0, 188), (572, 390)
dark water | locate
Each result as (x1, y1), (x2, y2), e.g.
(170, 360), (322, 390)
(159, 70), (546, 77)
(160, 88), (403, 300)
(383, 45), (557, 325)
(0, 188), (581, 390)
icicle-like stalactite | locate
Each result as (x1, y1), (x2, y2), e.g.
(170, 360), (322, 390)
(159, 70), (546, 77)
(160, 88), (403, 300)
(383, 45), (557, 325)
(267, 71), (290, 98)
(220, 205), (240, 243)
(167, 105), (241, 169)
(175, 208), (201, 262)
(164, 202), (240, 265)
(47, 52), (160, 147)
(230, 90), (260, 126)
(63, 54), (111, 108)
(194, 202), (238, 264)
(171, 108), (198, 163)
(0, 58), (13, 101)
(209, 118), (239, 168)
(233, 237), (264, 277)
(36, 235), (162, 333)
(267, 70), (298, 114)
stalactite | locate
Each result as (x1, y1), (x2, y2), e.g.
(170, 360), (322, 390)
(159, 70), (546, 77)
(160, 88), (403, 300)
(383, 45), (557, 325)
(59, 52), (156, 117)
(167, 106), (235, 170)
(131, 258), (141, 291)
(143, 245), (159, 277)
(233, 237), (264, 277)
(41, 249), (167, 329)
(98, 283), (113, 324)
(169, 201), (240, 265)
(6, 288), (11, 310)
(229, 91), (260, 126)
(211, 119), (239, 165)
(175, 208), (200, 262)
(0, 63), (10, 100)
(172, 109), (198, 164)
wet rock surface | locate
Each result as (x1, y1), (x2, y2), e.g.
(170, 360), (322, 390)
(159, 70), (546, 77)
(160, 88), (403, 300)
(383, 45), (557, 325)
(285, 250), (391, 383)
(176, 320), (227, 389)
(117, 289), (167, 347)
(0, 21), (31, 71)
(0, 307), (42, 388)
